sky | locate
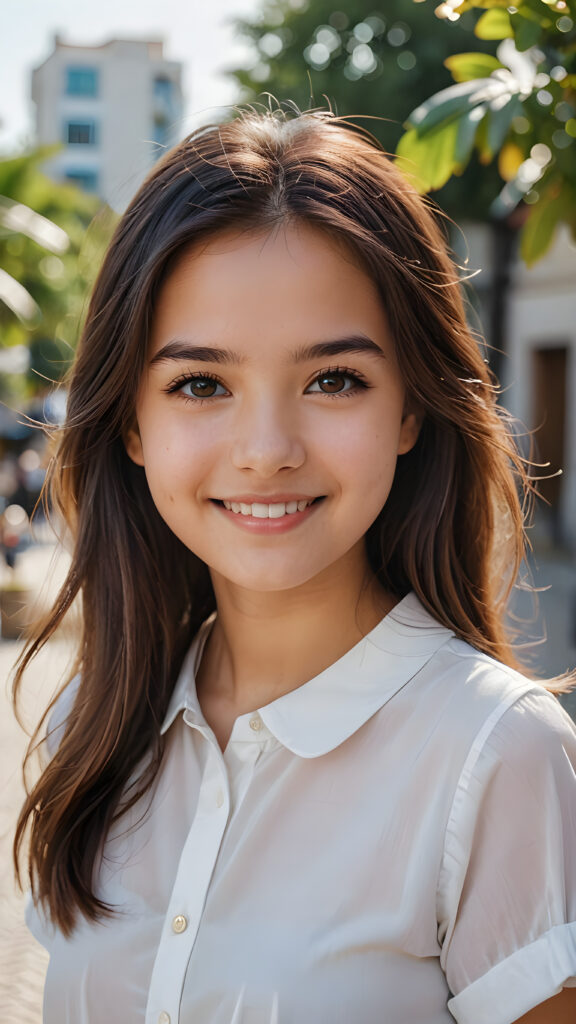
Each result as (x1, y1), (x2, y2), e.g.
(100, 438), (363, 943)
(1, 0), (262, 154)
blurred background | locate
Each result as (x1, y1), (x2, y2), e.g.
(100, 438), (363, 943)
(2, 0), (575, 675)
(1, 2), (575, 1017)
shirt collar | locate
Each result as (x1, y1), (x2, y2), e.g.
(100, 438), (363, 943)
(161, 593), (453, 758)
(161, 613), (216, 736)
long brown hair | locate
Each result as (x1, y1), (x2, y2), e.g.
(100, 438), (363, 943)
(14, 108), (544, 934)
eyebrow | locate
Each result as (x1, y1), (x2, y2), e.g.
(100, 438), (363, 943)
(293, 337), (387, 362)
(149, 335), (387, 366)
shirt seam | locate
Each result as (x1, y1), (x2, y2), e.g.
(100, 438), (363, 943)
(435, 680), (552, 957)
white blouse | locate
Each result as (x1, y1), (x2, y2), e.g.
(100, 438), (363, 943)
(28, 593), (576, 1024)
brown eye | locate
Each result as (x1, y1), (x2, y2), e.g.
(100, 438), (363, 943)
(306, 369), (369, 397)
(307, 371), (361, 395)
(181, 377), (225, 399)
(317, 373), (347, 393)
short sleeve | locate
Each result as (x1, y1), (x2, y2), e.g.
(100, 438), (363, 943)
(437, 688), (576, 1024)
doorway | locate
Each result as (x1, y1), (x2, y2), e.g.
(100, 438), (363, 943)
(532, 346), (568, 531)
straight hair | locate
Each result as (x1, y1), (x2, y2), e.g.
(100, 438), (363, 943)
(14, 108), (550, 934)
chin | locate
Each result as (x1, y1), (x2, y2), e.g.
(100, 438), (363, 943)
(209, 561), (330, 596)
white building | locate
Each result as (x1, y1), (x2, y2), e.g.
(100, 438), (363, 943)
(32, 36), (184, 210)
(461, 222), (576, 551)
(504, 227), (576, 550)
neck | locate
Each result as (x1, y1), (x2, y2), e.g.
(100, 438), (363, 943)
(196, 547), (396, 718)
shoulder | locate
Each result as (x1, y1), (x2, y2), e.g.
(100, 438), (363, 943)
(387, 593), (556, 718)
(377, 594), (576, 778)
(447, 659), (576, 829)
(441, 653), (576, 834)
(392, 615), (576, 833)
(417, 630), (574, 751)
(435, 642), (576, 912)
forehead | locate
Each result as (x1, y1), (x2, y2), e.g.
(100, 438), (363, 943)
(149, 222), (391, 357)
(160, 221), (369, 296)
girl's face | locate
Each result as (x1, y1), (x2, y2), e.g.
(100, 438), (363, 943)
(126, 223), (421, 597)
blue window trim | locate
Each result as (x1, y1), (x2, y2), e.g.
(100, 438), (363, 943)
(64, 169), (99, 193)
(66, 66), (99, 97)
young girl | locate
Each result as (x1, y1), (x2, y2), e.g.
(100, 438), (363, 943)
(14, 109), (576, 1024)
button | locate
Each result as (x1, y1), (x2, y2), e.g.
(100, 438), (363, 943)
(215, 788), (224, 808)
(172, 914), (187, 934)
(249, 714), (263, 732)
(158, 1013), (170, 1024)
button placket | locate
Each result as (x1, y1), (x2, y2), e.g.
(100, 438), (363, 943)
(223, 723), (268, 824)
(145, 733), (230, 1024)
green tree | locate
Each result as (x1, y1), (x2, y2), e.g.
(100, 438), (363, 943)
(229, 0), (504, 218)
(0, 151), (113, 398)
(396, 0), (576, 264)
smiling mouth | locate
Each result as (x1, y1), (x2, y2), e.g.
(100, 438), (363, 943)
(217, 498), (322, 519)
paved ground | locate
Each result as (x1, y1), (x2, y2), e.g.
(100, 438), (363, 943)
(0, 536), (575, 1023)
(1, 542), (73, 1023)
(0, 638), (71, 1023)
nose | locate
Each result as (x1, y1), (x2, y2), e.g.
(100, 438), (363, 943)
(230, 396), (306, 476)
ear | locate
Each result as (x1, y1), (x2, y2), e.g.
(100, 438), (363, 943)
(124, 422), (145, 466)
(397, 403), (424, 456)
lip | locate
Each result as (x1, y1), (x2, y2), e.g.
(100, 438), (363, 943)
(215, 495), (319, 504)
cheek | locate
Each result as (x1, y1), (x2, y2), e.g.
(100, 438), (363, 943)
(139, 412), (215, 473)
(342, 423), (405, 522)
(139, 430), (222, 535)
(324, 406), (404, 472)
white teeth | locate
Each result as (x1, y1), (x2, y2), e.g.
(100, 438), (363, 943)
(269, 503), (286, 519)
(221, 499), (315, 518)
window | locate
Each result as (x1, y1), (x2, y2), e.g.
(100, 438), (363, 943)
(153, 76), (173, 104)
(153, 77), (176, 151)
(66, 120), (97, 145)
(65, 169), (99, 193)
(66, 67), (98, 97)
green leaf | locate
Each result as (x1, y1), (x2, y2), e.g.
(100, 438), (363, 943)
(512, 11), (543, 51)
(408, 80), (483, 133)
(444, 52), (504, 83)
(454, 106), (486, 169)
(520, 191), (565, 266)
(475, 114), (493, 164)
(516, 0), (556, 25)
(396, 121), (459, 193)
(486, 95), (523, 157)
(407, 78), (511, 136)
(475, 9), (514, 39)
